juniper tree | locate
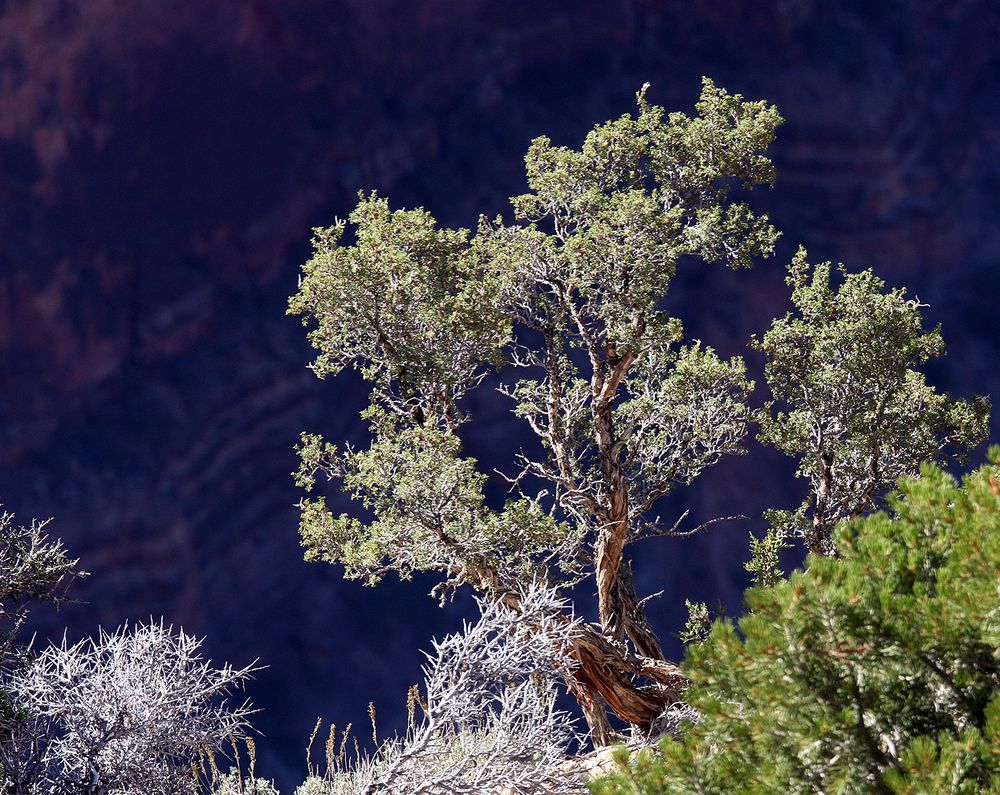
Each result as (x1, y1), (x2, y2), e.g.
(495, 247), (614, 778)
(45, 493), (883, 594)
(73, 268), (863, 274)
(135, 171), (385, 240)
(750, 250), (989, 565)
(290, 79), (781, 741)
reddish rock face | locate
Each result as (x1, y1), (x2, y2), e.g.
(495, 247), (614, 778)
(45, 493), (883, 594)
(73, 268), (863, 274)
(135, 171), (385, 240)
(1, 0), (998, 785)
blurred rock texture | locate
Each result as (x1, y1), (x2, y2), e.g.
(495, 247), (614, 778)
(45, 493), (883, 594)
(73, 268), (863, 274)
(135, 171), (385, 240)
(1, 0), (998, 785)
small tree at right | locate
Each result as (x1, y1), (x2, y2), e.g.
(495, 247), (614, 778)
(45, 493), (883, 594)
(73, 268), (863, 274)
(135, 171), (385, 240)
(751, 249), (989, 566)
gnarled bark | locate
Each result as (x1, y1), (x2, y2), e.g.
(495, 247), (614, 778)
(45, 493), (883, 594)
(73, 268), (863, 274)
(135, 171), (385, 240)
(467, 563), (684, 738)
(592, 384), (632, 641)
(609, 563), (665, 661)
(571, 623), (684, 729)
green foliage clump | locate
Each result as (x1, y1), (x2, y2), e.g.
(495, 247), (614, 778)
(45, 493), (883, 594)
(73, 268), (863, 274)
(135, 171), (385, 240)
(289, 195), (511, 424)
(294, 408), (580, 591)
(591, 454), (1000, 794)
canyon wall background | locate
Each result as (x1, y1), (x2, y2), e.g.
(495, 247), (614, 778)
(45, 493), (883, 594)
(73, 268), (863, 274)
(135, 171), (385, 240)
(1, 0), (998, 786)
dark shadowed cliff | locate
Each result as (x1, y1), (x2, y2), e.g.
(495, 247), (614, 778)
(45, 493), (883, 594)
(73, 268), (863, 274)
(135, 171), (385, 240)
(1, 0), (998, 786)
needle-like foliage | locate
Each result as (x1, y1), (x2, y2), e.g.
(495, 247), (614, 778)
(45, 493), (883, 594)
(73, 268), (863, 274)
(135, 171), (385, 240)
(1, 509), (81, 793)
(0, 510), (78, 662)
(591, 453), (1000, 793)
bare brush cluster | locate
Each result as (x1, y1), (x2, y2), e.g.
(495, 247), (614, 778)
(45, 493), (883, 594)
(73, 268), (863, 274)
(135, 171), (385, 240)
(2, 507), (80, 792)
(0, 506), (257, 795)
(298, 584), (587, 795)
(203, 738), (280, 795)
(210, 771), (280, 795)
(8, 621), (257, 794)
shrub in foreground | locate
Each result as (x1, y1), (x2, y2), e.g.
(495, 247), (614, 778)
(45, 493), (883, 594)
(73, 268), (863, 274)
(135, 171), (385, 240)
(592, 455), (1000, 794)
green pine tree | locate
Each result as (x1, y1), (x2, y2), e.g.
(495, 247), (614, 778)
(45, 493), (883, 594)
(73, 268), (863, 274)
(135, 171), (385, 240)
(591, 452), (1000, 794)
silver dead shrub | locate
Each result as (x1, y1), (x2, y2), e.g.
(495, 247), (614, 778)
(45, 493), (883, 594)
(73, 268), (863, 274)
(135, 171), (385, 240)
(9, 621), (256, 795)
(210, 771), (281, 795)
(300, 584), (587, 795)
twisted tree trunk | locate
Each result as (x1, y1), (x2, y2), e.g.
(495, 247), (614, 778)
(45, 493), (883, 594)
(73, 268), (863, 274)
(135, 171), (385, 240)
(570, 623), (685, 727)
(467, 562), (684, 739)
(591, 366), (665, 663)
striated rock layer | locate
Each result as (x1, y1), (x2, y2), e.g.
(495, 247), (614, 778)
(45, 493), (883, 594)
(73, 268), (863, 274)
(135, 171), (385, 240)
(1, 0), (998, 785)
